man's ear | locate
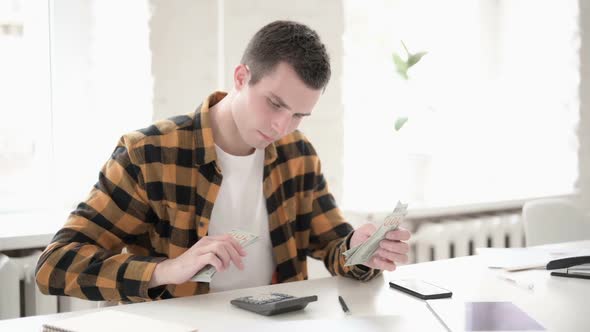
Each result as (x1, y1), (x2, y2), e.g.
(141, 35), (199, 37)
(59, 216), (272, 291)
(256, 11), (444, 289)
(233, 64), (250, 91)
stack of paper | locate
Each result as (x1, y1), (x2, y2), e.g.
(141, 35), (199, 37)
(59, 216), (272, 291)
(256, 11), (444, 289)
(42, 310), (197, 332)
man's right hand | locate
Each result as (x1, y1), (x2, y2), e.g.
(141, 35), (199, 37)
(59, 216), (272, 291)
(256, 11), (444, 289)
(148, 234), (247, 288)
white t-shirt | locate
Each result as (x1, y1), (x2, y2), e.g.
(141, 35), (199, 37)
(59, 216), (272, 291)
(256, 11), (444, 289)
(208, 145), (275, 292)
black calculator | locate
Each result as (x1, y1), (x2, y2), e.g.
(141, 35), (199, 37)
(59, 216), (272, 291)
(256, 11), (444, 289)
(230, 293), (318, 316)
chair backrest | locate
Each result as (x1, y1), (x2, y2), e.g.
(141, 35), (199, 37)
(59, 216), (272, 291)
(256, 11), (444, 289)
(522, 198), (590, 246)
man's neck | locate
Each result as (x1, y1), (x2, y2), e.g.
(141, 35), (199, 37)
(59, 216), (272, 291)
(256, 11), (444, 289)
(209, 92), (255, 156)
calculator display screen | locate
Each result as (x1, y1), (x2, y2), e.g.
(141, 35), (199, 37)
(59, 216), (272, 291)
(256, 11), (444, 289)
(248, 294), (285, 302)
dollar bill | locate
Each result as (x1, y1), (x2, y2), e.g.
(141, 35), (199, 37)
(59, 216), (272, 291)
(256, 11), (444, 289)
(343, 201), (408, 267)
(342, 242), (360, 258)
(191, 229), (258, 282)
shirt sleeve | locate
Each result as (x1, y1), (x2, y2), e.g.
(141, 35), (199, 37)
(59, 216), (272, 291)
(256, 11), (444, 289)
(35, 136), (167, 302)
(306, 162), (381, 282)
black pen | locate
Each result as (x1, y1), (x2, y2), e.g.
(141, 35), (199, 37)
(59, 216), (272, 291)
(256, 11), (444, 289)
(338, 295), (350, 314)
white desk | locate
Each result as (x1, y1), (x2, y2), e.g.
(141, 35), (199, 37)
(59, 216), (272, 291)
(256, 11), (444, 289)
(1, 240), (588, 331)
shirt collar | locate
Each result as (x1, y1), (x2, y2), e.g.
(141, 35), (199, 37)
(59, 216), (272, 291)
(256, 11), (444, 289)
(193, 91), (277, 166)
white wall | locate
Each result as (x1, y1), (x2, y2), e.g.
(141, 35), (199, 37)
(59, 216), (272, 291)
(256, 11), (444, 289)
(577, 0), (590, 215)
(149, 0), (219, 120)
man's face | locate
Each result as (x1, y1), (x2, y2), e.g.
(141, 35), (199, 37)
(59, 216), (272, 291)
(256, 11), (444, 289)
(231, 62), (322, 150)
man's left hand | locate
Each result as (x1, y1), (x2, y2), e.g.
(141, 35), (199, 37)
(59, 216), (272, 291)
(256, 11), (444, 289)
(349, 223), (411, 271)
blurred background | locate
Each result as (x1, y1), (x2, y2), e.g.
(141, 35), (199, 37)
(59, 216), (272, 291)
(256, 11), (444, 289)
(1, 0), (589, 319)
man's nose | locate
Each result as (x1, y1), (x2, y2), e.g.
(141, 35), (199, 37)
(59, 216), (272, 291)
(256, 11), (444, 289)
(271, 112), (291, 136)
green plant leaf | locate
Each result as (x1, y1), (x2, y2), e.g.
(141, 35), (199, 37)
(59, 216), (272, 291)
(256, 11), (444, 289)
(393, 53), (408, 80)
(407, 51), (427, 68)
(394, 117), (408, 131)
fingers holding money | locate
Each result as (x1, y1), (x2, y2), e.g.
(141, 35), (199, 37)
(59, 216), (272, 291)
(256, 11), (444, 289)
(368, 256), (397, 271)
(384, 227), (411, 241)
(208, 234), (248, 256)
(366, 247), (406, 271)
(200, 252), (224, 273)
(349, 223), (377, 248)
(379, 239), (409, 255)
(198, 238), (245, 271)
(219, 239), (245, 270)
(374, 246), (408, 264)
(377, 237), (409, 266)
(190, 230), (258, 283)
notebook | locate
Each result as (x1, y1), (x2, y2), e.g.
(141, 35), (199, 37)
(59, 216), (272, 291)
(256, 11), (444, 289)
(426, 300), (545, 332)
(476, 247), (590, 271)
(42, 310), (197, 332)
(551, 263), (590, 279)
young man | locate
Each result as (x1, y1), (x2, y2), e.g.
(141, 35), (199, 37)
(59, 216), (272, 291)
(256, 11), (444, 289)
(36, 20), (410, 302)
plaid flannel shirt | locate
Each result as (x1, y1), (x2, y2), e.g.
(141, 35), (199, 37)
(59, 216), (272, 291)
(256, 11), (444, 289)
(35, 92), (380, 302)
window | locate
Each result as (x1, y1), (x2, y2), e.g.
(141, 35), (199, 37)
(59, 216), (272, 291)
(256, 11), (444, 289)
(342, 0), (579, 211)
(0, 1), (153, 213)
(0, 0), (51, 212)
(50, 1), (153, 209)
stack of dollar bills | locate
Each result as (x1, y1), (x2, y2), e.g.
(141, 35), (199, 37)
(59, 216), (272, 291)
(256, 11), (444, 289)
(191, 229), (259, 283)
(343, 201), (408, 267)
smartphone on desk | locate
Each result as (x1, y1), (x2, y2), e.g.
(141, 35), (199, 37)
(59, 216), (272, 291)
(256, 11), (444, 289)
(389, 279), (452, 300)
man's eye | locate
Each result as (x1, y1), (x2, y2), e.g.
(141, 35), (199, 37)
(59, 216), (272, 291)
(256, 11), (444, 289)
(293, 114), (304, 119)
(267, 99), (280, 109)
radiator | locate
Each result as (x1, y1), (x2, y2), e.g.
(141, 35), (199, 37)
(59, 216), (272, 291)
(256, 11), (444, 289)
(0, 253), (20, 319)
(0, 251), (59, 319)
(410, 213), (524, 263)
(0, 251), (98, 320)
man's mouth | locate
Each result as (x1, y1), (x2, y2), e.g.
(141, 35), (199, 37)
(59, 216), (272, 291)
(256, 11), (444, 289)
(258, 131), (275, 142)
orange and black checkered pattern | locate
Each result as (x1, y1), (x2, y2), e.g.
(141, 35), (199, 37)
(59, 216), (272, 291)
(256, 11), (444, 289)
(35, 92), (379, 302)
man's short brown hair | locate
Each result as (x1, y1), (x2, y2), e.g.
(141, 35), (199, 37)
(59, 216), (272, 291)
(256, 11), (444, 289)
(241, 20), (331, 90)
